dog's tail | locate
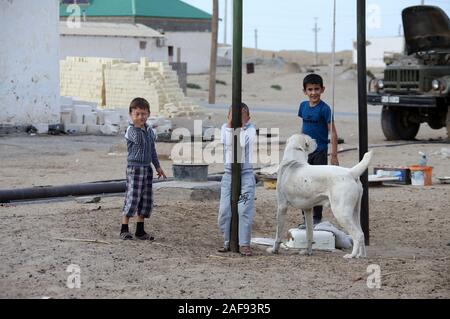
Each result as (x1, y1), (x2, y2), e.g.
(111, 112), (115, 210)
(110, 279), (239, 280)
(349, 150), (373, 179)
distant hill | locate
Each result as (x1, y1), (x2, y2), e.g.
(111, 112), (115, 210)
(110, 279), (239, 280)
(240, 47), (353, 66)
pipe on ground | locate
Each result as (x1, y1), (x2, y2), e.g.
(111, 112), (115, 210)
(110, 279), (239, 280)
(0, 175), (224, 203)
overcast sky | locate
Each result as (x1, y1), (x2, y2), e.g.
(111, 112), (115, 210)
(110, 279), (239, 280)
(182, 0), (450, 52)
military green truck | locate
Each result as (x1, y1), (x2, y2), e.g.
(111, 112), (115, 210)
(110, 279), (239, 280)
(368, 5), (450, 140)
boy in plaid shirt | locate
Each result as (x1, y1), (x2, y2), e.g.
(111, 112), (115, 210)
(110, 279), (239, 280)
(120, 97), (166, 240)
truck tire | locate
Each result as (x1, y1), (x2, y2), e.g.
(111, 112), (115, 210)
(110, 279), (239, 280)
(381, 106), (420, 140)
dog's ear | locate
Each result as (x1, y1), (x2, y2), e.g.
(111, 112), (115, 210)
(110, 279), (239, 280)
(304, 135), (317, 154)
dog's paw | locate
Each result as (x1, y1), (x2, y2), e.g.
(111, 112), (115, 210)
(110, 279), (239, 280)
(343, 253), (355, 259)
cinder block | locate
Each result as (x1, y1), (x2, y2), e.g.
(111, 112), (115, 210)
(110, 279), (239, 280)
(65, 124), (87, 134)
(86, 124), (102, 135)
(60, 109), (72, 126)
(100, 124), (120, 135)
(83, 112), (98, 125)
(33, 123), (49, 134)
(60, 96), (74, 107)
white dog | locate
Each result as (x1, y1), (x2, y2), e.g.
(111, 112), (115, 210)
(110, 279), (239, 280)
(269, 134), (373, 258)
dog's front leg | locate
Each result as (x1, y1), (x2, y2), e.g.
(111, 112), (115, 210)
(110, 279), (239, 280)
(304, 209), (314, 256)
(268, 202), (288, 254)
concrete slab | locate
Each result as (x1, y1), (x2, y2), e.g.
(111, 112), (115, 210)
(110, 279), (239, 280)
(154, 180), (220, 201)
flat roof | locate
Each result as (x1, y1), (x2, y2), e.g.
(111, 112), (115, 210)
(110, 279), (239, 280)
(60, 22), (164, 38)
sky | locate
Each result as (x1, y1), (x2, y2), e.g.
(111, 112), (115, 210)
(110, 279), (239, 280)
(182, 0), (450, 52)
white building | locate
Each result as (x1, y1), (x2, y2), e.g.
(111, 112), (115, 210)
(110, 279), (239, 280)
(0, 0), (60, 126)
(353, 36), (405, 68)
(60, 22), (167, 63)
(163, 31), (212, 73)
(59, 0), (212, 74)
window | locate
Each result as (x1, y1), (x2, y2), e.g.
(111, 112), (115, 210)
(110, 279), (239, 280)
(139, 41), (147, 50)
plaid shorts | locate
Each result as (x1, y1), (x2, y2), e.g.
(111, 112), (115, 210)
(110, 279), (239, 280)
(122, 166), (153, 218)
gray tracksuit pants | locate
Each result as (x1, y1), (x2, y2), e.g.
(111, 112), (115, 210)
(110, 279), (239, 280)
(218, 171), (256, 247)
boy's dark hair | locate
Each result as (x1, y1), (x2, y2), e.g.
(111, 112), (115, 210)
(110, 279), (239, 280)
(241, 102), (250, 116)
(303, 73), (323, 89)
(129, 97), (150, 113)
(228, 102), (250, 116)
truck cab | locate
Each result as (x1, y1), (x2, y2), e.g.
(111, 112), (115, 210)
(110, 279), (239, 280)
(368, 5), (450, 140)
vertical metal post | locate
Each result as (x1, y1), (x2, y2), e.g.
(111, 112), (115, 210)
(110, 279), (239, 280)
(254, 28), (258, 58)
(313, 17), (320, 65)
(230, 0), (243, 253)
(357, 0), (370, 245)
(177, 47), (181, 63)
(224, 0), (228, 45)
(208, 0), (219, 104)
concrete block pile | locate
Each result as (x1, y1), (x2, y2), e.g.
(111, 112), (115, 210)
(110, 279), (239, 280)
(60, 96), (129, 135)
(60, 57), (201, 118)
(60, 57), (112, 106)
(59, 96), (175, 137)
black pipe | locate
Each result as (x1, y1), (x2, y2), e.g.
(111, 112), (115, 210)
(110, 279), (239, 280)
(0, 181), (127, 203)
(0, 175), (224, 203)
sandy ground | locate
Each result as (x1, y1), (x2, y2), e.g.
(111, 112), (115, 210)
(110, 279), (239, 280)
(0, 64), (449, 299)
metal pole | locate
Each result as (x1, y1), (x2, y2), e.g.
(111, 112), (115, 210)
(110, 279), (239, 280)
(230, 0), (243, 253)
(313, 17), (320, 65)
(224, 0), (228, 44)
(357, 0), (370, 245)
(208, 0), (219, 104)
(254, 28), (258, 58)
(331, 0), (336, 118)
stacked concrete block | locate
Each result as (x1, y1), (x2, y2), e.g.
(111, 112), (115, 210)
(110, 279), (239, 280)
(65, 124), (87, 134)
(104, 62), (160, 115)
(71, 104), (93, 125)
(60, 57), (105, 106)
(60, 57), (202, 118)
(83, 112), (98, 126)
(60, 109), (72, 127)
(86, 124), (103, 135)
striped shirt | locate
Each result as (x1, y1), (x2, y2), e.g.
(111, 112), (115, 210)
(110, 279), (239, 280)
(125, 124), (160, 168)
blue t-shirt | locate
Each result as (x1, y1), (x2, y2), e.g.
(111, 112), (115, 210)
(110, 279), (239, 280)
(298, 100), (331, 152)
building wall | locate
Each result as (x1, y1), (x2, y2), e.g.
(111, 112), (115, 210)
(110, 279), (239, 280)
(353, 36), (405, 68)
(135, 17), (211, 32)
(60, 35), (168, 63)
(165, 32), (211, 74)
(60, 17), (211, 74)
(0, 0), (60, 125)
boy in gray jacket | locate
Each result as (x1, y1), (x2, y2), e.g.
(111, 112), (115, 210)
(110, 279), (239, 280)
(120, 97), (166, 240)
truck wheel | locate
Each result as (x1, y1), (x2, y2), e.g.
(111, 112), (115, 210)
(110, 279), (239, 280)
(381, 106), (420, 140)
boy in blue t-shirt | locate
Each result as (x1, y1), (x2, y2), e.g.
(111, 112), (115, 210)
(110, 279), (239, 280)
(298, 73), (339, 227)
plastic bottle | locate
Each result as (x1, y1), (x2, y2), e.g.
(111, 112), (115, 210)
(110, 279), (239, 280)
(418, 151), (427, 166)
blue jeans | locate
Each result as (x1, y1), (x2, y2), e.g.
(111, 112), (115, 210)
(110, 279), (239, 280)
(218, 171), (256, 247)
